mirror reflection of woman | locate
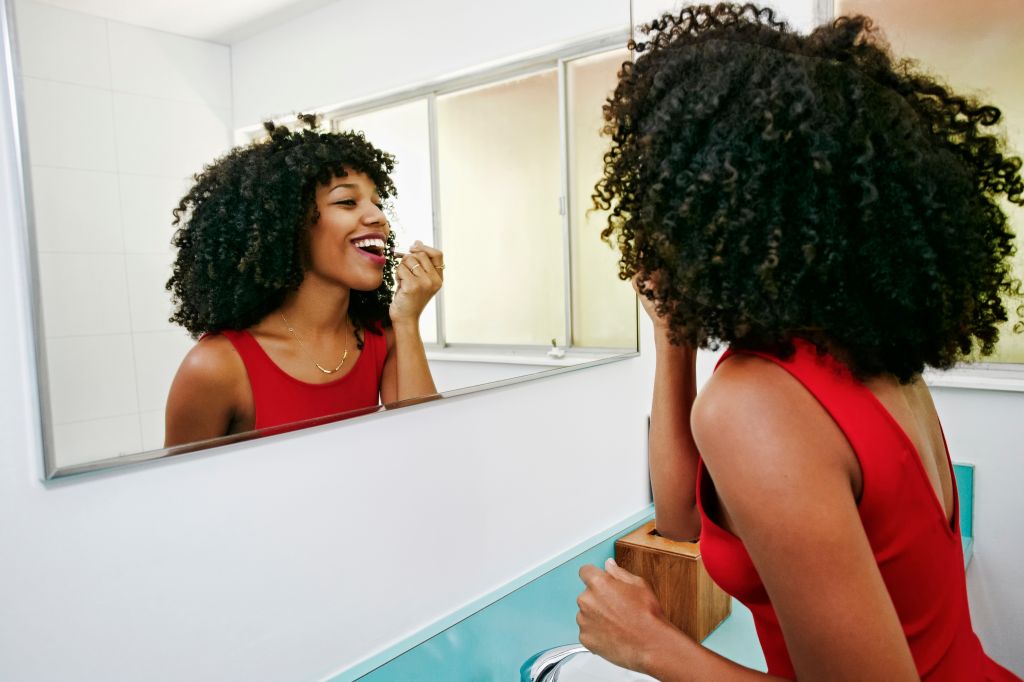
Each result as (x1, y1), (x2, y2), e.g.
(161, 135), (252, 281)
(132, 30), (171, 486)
(577, 4), (1022, 680)
(164, 117), (442, 447)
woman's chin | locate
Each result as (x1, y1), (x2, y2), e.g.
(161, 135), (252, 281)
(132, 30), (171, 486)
(309, 266), (383, 293)
(348, 275), (385, 292)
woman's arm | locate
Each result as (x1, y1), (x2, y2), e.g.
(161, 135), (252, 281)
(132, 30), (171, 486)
(638, 276), (702, 541)
(380, 242), (442, 403)
(164, 336), (248, 447)
(578, 356), (920, 680)
(380, 321), (436, 403)
(648, 325), (702, 541)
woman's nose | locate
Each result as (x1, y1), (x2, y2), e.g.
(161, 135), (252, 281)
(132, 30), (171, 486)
(366, 207), (389, 234)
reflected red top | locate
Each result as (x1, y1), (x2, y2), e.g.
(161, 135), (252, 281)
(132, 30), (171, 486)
(219, 327), (387, 430)
(696, 340), (1019, 681)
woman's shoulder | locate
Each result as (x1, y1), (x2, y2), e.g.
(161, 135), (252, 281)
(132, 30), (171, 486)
(693, 352), (852, 473)
(174, 332), (248, 391)
(165, 332), (253, 445)
(695, 353), (796, 425)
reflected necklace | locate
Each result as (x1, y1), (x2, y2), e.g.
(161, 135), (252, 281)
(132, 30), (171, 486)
(280, 312), (349, 374)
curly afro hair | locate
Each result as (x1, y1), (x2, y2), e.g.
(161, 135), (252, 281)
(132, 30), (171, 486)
(167, 115), (398, 348)
(595, 3), (1023, 381)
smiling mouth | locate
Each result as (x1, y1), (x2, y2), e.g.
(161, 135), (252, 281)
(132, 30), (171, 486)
(352, 237), (387, 257)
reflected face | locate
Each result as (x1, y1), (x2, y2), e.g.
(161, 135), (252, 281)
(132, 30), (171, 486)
(307, 170), (390, 291)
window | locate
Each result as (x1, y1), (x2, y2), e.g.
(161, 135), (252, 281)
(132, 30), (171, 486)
(567, 49), (637, 349)
(437, 70), (564, 346)
(329, 40), (638, 354)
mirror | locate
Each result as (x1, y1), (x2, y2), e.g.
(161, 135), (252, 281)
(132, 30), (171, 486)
(8, 0), (637, 477)
(830, 0), (1024, 365)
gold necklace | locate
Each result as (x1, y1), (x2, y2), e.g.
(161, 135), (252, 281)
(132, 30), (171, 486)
(280, 312), (349, 374)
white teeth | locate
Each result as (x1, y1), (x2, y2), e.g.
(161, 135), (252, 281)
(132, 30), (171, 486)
(353, 238), (386, 249)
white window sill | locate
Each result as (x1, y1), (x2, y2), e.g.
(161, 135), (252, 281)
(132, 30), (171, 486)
(924, 363), (1024, 393)
(425, 345), (634, 367)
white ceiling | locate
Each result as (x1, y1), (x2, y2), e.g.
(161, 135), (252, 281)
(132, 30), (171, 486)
(35, 0), (338, 44)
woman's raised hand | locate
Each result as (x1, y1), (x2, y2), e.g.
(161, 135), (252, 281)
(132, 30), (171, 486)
(390, 241), (444, 325)
(633, 273), (671, 331)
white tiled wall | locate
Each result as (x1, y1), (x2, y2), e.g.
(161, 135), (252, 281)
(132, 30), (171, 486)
(37, 253), (132, 336)
(13, 0), (231, 467)
(119, 174), (192, 254)
(21, 79), (118, 170)
(13, 0), (110, 88)
(132, 330), (195, 413)
(45, 334), (139, 424)
(113, 94), (231, 177)
(106, 22), (232, 110)
(124, 252), (177, 332)
(52, 414), (143, 466)
(31, 166), (123, 253)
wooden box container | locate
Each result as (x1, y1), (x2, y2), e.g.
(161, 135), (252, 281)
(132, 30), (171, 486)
(615, 521), (731, 642)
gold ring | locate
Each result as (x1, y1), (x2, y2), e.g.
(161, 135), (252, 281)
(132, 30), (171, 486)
(437, 264), (446, 271)
(411, 263), (422, 271)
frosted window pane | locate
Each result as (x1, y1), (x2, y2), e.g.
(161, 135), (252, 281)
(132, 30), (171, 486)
(338, 100), (436, 344)
(836, 0), (1024, 363)
(437, 71), (564, 346)
(568, 49), (637, 349)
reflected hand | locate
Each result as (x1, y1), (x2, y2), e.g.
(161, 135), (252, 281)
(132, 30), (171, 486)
(577, 558), (674, 674)
(390, 241), (444, 325)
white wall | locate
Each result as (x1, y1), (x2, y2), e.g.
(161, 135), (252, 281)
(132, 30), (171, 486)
(230, 0), (630, 127)
(632, 0), (818, 31)
(12, 0), (233, 464)
(931, 387), (1024, 669)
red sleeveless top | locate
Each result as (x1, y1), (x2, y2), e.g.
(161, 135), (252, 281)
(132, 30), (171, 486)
(696, 340), (1019, 681)
(218, 327), (387, 431)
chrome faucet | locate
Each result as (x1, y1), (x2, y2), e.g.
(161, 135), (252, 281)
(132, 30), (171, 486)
(520, 644), (658, 681)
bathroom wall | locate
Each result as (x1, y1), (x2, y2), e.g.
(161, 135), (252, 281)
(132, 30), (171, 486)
(12, 0), (233, 464)
(930, 387), (1024, 667)
(2, 3), (1022, 682)
(230, 0), (630, 128)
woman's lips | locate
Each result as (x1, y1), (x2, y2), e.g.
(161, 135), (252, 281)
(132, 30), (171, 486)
(353, 245), (387, 266)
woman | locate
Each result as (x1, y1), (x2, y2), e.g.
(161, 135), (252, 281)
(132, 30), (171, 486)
(164, 117), (443, 446)
(577, 4), (1021, 680)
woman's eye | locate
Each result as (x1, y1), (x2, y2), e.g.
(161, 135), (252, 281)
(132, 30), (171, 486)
(333, 199), (356, 206)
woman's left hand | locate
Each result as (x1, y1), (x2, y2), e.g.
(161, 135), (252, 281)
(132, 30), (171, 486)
(577, 558), (674, 674)
(390, 241), (443, 325)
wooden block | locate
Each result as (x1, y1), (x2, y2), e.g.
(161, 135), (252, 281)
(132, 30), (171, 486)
(615, 520), (731, 642)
